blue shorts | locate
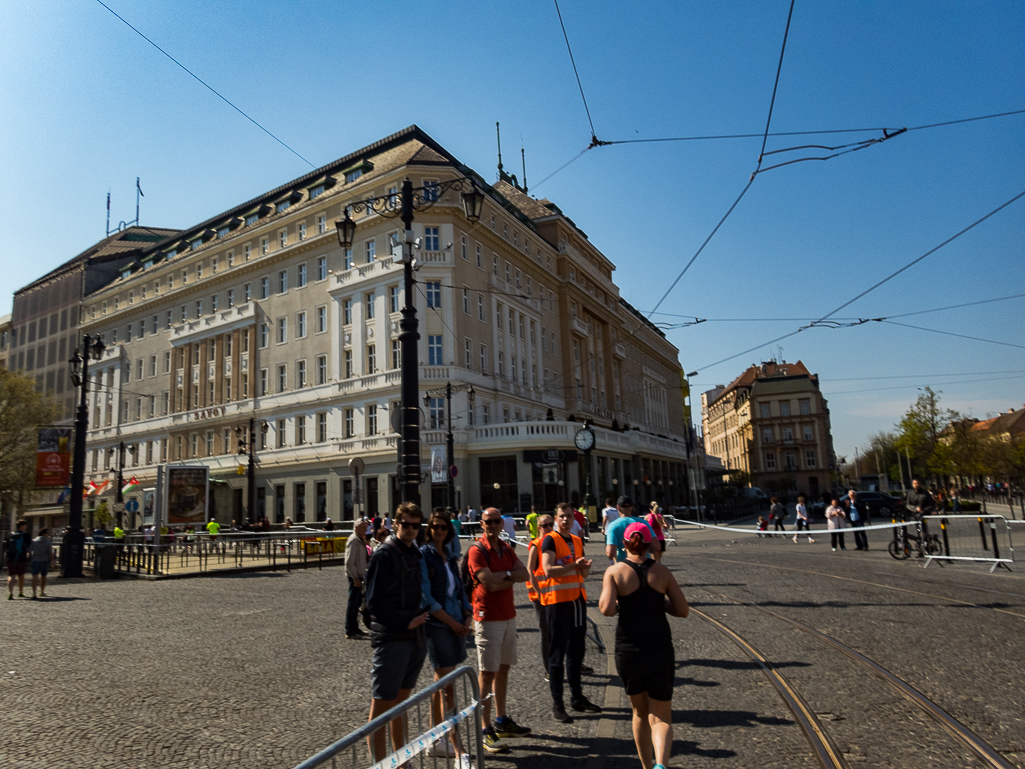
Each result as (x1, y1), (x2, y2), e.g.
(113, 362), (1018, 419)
(30, 562), (49, 577)
(371, 635), (427, 701)
(426, 622), (467, 670)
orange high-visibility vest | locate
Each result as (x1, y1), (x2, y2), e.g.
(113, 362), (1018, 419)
(538, 531), (586, 606)
(526, 537), (544, 602)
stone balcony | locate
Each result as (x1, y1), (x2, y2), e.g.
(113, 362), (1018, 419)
(170, 303), (256, 346)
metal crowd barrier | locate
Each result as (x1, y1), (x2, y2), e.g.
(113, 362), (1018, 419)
(291, 665), (484, 769)
(921, 515), (1015, 572)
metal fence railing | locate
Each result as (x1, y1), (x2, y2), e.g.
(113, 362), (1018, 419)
(917, 515), (1015, 572)
(291, 665), (484, 769)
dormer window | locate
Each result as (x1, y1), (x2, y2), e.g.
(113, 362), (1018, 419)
(309, 184), (325, 199)
(218, 226), (231, 238)
(167, 249), (177, 259)
(190, 239), (202, 251)
(345, 169), (362, 183)
(276, 200), (291, 214)
(245, 213), (260, 226)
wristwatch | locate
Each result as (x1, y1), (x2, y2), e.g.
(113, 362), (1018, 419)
(504, 570), (511, 580)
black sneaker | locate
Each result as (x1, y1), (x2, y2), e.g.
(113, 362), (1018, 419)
(570, 697), (602, 714)
(494, 716), (531, 738)
(552, 703), (573, 724)
(580, 664), (595, 674)
(345, 630), (368, 639)
(482, 728), (508, 754)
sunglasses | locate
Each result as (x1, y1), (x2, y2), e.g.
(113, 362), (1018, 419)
(397, 520), (422, 530)
(540, 522), (554, 529)
(429, 523), (449, 531)
(483, 519), (504, 526)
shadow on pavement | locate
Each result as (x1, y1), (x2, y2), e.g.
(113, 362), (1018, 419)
(678, 658), (810, 671)
(673, 708), (794, 729)
(34, 596), (90, 602)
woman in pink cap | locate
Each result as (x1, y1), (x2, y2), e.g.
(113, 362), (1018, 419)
(599, 522), (689, 769)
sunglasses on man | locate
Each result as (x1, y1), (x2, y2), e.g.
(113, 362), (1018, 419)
(397, 520), (422, 531)
(483, 519), (504, 526)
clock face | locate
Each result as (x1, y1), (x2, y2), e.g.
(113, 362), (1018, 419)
(574, 429), (595, 451)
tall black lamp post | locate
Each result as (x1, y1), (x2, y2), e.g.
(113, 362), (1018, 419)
(236, 417), (257, 523)
(424, 382), (475, 509)
(336, 175), (484, 505)
(108, 441), (136, 528)
(65, 334), (106, 578)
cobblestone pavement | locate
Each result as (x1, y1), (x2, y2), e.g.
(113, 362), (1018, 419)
(3, 524), (1024, 769)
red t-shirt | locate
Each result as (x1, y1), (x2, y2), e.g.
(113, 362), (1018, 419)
(468, 536), (521, 622)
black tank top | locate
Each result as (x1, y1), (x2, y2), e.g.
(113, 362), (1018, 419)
(614, 559), (673, 655)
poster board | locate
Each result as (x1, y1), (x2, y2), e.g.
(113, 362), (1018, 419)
(165, 466), (209, 526)
(35, 427), (72, 487)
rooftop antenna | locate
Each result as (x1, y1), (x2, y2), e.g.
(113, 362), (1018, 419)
(106, 177), (144, 236)
(496, 121), (504, 180)
(521, 145), (528, 194)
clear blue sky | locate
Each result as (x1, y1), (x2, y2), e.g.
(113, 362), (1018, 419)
(1, 1), (1022, 464)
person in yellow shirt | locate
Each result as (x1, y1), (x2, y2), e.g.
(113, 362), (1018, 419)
(113, 525), (125, 540)
(206, 518), (221, 541)
(525, 507), (540, 540)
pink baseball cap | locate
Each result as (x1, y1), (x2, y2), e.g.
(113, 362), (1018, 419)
(624, 522), (652, 543)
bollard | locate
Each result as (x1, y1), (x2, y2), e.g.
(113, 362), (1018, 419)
(979, 518), (989, 551)
(940, 518), (950, 556)
(990, 520), (1001, 560)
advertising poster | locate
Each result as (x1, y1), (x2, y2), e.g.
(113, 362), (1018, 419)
(430, 445), (446, 484)
(35, 428), (71, 487)
(166, 466), (209, 525)
(143, 488), (156, 525)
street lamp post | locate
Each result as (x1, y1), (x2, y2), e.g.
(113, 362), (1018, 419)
(109, 441), (136, 528)
(424, 382), (475, 510)
(65, 334), (106, 578)
(236, 417), (257, 523)
(337, 176), (484, 506)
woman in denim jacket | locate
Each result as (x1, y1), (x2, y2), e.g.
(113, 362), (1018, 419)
(420, 512), (474, 762)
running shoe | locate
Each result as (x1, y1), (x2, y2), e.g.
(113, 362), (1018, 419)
(494, 716), (531, 738)
(458, 754), (476, 769)
(792, 535), (798, 543)
(482, 728), (508, 754)
(552, 703), (573, 723)
(570, 697), (603, 713)
(429, 740), (456, 757)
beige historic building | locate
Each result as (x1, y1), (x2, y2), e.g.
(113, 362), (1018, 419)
(66, 126), (690, 525)
(701, 360), (835, 501)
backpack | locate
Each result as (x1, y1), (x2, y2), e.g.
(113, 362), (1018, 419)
(459, 541), (491, 599)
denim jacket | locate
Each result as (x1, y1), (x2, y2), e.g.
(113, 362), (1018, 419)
(419, 542), (471, 628)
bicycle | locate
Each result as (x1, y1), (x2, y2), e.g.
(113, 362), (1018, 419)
(888, 522), (943, 560)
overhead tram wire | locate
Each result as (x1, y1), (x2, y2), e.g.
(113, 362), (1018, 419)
(876, 321), (1025, 351)
(828, 373), (1025, 396)
(553, 0), (598, 143)
(95, 0), (314, 169)
(696, 188), (1025, 372)
(828, 369), (1025, 382)
(645, 0), (796, 320)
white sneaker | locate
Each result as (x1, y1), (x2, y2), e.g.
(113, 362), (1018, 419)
(808, 538), (815, 543)
(458, 754), (476, 769)
(792, 535), (798, 543)
(429, 741), (457, 757)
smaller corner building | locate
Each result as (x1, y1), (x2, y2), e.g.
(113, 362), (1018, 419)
(701, 360), (835, 501)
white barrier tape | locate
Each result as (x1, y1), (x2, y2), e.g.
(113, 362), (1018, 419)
(365, 698), (479, 769)
(677, 519), (939, 535)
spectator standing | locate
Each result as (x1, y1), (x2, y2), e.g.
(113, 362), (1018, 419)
(323, 518), (336, 531)
(540, 504), (601, 722)
(502, 514), (518, 546)
(605, 497), (654, 564)
(844, 490), (868, 551)
(448, 508), (463, 558)
(793, 496), (814, 543)
(526, 515), (555, 683)
(29, 528), (54, 599)
(601, 498), (619, 534)
(826, 497), (847, 552)
(573, 506), (588, 539)
(419, 512), (473, 762)
(468, 507), (532, 753)
(645, 502), (667, 562)
(6, 519), (31, 599)
(950, 487), (961, 513)
(599, 522), (689, 769)
(206, 518), (220, 541)
(363, 503), (429, 762)
(344, 519), (371, 639)
(525, 506), (539, 541)
(770, 498), (788, 536)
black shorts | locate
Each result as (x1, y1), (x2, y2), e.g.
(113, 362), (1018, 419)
(658, 539), (666, 553)
(615, 648), (674, 701)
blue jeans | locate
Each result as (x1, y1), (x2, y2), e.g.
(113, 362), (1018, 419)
(346, 578), (363, 635)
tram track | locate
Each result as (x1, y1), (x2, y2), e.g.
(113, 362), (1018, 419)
(687, 582), (1017, 769)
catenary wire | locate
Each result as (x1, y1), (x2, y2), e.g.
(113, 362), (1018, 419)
(877, 320), (1025, 350)
(553, 0), (598, 142)
(94, 0), (315, 168)
(827, 373), (1025, 396)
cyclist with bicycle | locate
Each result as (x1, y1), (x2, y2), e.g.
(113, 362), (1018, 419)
(905, 479), (936, 557)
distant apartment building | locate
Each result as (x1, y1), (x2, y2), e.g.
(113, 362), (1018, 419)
(61, 126), (691, 526)
(0, 314), (11, 370)
(702, 360), (835, 500)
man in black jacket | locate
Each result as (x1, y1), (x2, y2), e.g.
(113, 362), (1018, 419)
(905, 480), (935, 557)
(843, 491), (869, 550)
(364, 502), (429, 761)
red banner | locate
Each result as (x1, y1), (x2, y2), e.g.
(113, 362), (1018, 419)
(35, 428), (71, 487)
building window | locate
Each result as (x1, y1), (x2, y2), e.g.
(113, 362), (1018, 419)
(780, 401), (791, 417)
(297, 263), (307, 287)
(344, 248), (353, 270)
(765, 452), (776, 470)
(276, 317), (287, 344)
(424, 226), (439, 251)
(482, 404), (490, 425)
(316, 306), (327, 334)
(480, 344), (487, 374)
(429, 397), (445, 429)
(211, 294), (218, 312)
(423, 180), (439, 202)
(297, 311), (307, 339)
(476, 244), (483, 268)
(261, 238), (269, 255)
(763, 428), (773, 444)
(260, 276), (270, 299)
(344, 350), (353, 378)
(296, 415), (306, 445)
(260, 368), (268, 396)
(367, 404), (378, 435)
(227, 288), (234, 308)
(478, 294), (484, 320)
(278, 269), (288, 293)
(344, 408), (354, 438)
(276, 419), (286, 448)
(426, 281), (441, 308)
(464, 339), (472, 369)
(277, 364), (287, 392)
(805, 450), (817, 468)
(298, 222), (307, 242)
(279, 230), (288, 248)
(428, 335), (443, 366)
(244, 283), (252, 302)
(317, 413), (327, 443)
(259, 323), (269, 348)
(317, 355), (327, 385)
(316, 256), (327, 280)
(803, 425), (814, 442)
(800, 399), (811, 415)
(785, 451), (797, 471)
(296, 360), (307, 388)
(461, 236), (468, 260)
(365, 240), (376, 263)
(391, 340), (400, 370)
(782, 427), (794, 443)
(343, 299), (352, 325)
(367, 345), (376, 373)
(260, 423), (269, 450)
(317, 215), (327, 234)
(390, 285), (400, 313)
(365, 293), (375, 319)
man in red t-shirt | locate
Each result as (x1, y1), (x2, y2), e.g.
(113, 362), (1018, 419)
(468, 507), (531, 753)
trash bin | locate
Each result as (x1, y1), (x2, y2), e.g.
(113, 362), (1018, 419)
(95, 543), (117, 579)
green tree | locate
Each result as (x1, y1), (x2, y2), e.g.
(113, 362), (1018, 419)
(894, 387), (950, 481)
(0, 368), (63, 526)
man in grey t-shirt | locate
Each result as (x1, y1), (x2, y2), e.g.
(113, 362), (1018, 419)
(29, 528), (55, 599)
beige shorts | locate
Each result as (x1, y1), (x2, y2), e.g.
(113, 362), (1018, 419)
(475, 618), (518, 672)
